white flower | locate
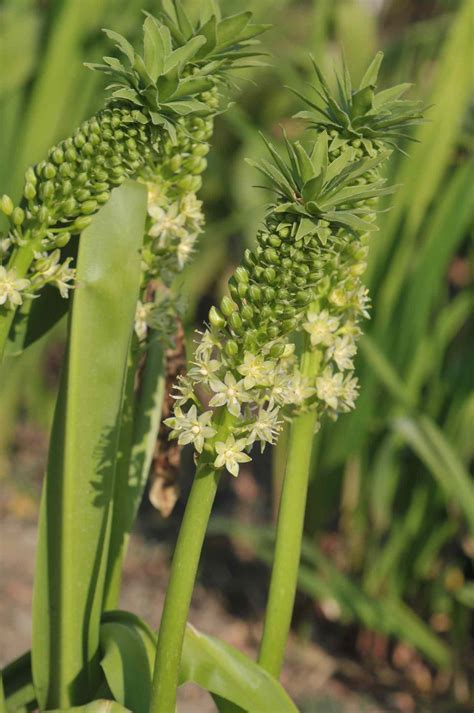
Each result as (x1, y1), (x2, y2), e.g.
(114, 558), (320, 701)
(195, 329), (220, 360)
(53, 259), (75, 298)
(268, 370), (294, 407)
(148, 202), (186, 244)
(315, 367), (344, 410)
(176, 231), (197, 269)
(328, 336), (357, 371)
(303, 309), (339, 347)
(285, 372), (316, 405)
(214, 435), (251, 477)
(180, 193), (204, 233)
(171, 376), (195, 407)
(165, 405), (216, 453)
(237, 351), (274, 389)
(245, 406), (282, 451)
(146, 181), (167, 211)
(0, 237), (12, 256)
(188, 355), (222, 386)
(135, 300), (151, 341)
(209, 372), (251, 417)
(353, 286), (371, 318)
(341, 375), (359, 410)
(0, 266), (30, 308)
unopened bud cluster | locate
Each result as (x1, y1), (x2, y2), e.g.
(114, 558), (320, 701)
(166, 52), (422, 476)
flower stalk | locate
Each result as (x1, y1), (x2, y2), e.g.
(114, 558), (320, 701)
(159, 49), (422, 694)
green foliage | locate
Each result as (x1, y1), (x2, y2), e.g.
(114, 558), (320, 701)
(32, 181), (147, 708)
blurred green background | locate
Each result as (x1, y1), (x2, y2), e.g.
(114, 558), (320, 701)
(0, 0), (472, 711)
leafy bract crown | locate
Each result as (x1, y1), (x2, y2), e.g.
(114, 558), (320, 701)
(158, 0), (270, 73)
(295, 52), (424, 148)
(87, 1), (269, 136)
(248, 132), (394, 238)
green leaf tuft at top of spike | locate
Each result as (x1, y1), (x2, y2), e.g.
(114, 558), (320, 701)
(294, 51), (424, 149)
(247, 131), (395, 237)
(86, 3), (269, 137)
(158, 0), (271, 73)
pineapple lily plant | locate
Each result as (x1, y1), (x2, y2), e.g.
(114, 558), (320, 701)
(0, 4), (422, 712)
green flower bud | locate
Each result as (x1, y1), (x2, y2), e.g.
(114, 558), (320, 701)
(43, 163), (57, 179)
(55, 232), (71, 248)
(76, 189), (91, 203)
(52, 147), (65, 164)
(12, 207), (25, 226)
(74, 132), (86, 148)
(0, 195), (14, 216)
(249, 285), (262, 302)
(42, 181), (55, 200)
(209, 306), (226, 329)
(263, 267), (276, 283)
(229, 312), (243, 330)
(237, 283), (248, 298)
(38, 206), (50, 224)
(73, 215), (93, 232)
(241, 305), (254, 321)
(267, 325), (279, 339)
(25, 167), (37, 184)
(81, 200), (98, 215)
(63, 197), (77, 214)
(96, 192), (110, 204)
(269, 342), (285, 358)
(225, 340), (239, 356)
(221, 296), (237, 316)
(24, 182), (36, 200)
(169, 155), (182, 172)
(193, 142), (210, 157)
(235, 266), (249, 284)
(82, 142), (94, 157)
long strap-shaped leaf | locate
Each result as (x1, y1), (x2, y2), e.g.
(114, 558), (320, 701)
(32, 180), (147, 709)
(103, 338), (166, 608)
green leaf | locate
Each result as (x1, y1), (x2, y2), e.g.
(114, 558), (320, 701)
(216, 12), (252, 47)
(2, 651), (36, 712)
(163, 35), (207, 76)
(32, 181), (147, 709)
(45, 702), (131, 713)
(358, 51), (383, 90)
(392, 416), (474, 534)
(99, 615), (155, 713)
(180, 624), (298, 713)
(103, 339), (166, 607)
(143, 16), (167, 81)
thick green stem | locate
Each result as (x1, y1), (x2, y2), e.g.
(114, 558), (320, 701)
(149, 459), (221, 713)
(258, 344), (320, 677)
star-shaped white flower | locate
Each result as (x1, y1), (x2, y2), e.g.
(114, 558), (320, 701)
(171, 376), (195, 407)
(148, 202), (186, 244)
(189, 355), (222, 387)
(237, 351), (274, 389)
(303, 309), (339, 347)
(245, 406), (282, 452)
(328, 336), (357, 371)
(165, 405), (216, 453)
(315, 367), (344, 411)
(214, 435), (251, 477)
(209, 372), (251, 417)
(0, 266), (30, 309)
(286, 372), (316, 405)
(195, 329), (220, 360)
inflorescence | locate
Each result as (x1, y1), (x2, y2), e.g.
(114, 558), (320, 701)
(0, 3), (268, 345)
(165, 52), (423, 476)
